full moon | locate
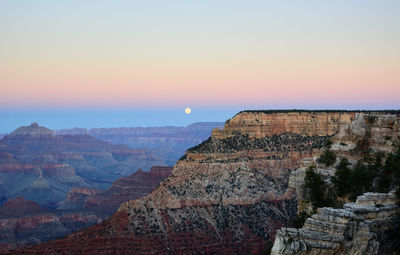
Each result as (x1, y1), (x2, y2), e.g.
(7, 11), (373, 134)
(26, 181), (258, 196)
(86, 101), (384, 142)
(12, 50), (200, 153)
(185, 107), (191, 114)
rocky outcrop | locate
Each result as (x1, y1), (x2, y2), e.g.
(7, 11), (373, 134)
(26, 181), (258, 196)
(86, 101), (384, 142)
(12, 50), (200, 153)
(271, 192), (398, 255)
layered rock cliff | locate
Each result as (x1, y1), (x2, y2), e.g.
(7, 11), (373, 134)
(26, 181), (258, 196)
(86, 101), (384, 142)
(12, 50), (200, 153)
(220, 111), (358, 138)
(271, 192), (398, 255)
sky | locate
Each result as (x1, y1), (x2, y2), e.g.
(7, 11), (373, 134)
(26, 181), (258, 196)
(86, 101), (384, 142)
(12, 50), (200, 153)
(1, 1), (399, 132)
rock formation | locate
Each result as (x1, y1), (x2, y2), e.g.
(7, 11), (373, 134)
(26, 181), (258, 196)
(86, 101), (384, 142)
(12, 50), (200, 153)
(271, 192), (398, 255)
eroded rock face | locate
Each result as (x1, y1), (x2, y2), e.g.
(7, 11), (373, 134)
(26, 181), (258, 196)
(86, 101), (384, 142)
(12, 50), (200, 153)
(271, 192), (398, 255)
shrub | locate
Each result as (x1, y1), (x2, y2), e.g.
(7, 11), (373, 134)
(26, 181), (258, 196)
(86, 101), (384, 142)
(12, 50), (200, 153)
(318, 149), (336, 166)
(263, 241), (273, 255)
(348, 161), (373, 201)
(304, 166), (332, 210)
(291, 211), (310, 228)
(332, 158), (351, 197)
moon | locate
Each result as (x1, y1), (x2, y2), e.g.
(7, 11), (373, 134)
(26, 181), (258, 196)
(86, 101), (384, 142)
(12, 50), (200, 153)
(185, 107), (191, 114)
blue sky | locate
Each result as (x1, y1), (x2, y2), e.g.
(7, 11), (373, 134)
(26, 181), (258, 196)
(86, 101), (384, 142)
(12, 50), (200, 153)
(1, 0), (399, 132)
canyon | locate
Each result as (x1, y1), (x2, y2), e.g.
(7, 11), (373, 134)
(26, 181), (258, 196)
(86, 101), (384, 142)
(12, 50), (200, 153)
(0, 121), (222, 251)
(0, 123), (165, 207)
(4, 110), (400, 254)
(0, 166), (172, 251)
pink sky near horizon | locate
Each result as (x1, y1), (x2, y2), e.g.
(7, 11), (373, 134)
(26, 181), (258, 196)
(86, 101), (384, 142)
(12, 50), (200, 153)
(1, 1), (399, 109)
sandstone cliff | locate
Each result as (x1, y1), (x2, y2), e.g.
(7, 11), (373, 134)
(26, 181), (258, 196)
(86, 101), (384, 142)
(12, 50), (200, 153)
(220, 111), (358, 138)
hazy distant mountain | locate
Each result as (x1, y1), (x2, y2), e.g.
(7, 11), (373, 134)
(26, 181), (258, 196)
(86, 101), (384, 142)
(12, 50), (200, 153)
(55, 122), (225, 165)
(0, 123), (165, 208)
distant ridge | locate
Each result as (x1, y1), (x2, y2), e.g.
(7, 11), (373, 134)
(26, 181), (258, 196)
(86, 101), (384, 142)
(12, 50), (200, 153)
(54, 122), (225, 135)
(54, 122), (225, 166)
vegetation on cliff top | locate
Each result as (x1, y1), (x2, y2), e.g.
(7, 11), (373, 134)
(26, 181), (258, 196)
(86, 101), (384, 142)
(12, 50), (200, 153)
(317, 140), (336, 166)
(235, 109), (400, 116)
(304, 140), (399, 214)
(186, 133), (328, 154)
